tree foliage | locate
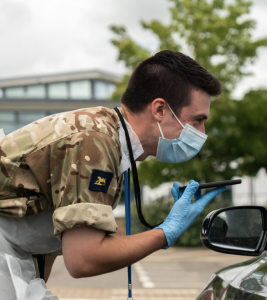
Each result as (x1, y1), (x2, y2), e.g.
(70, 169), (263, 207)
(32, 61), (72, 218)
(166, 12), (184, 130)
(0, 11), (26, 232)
(110, 0), (267, 186)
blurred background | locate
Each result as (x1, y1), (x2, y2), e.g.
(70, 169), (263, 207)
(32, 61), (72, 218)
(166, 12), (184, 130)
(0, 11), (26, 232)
(1, 0), (267, 299)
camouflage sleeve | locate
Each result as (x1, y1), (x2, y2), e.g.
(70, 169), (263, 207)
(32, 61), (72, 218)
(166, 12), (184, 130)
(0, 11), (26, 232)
(51, 131), (121, 241)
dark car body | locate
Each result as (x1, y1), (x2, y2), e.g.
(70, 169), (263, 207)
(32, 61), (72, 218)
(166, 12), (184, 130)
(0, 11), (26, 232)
(197, 252), (267, 299)
(197, 205), (267, 300)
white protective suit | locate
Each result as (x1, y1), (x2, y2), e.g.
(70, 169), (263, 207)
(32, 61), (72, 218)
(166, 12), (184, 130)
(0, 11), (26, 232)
(0, 129), (61, 300)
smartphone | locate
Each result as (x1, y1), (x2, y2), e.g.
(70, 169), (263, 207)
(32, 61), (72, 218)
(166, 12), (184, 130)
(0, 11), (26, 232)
(179, 179), (242, 191)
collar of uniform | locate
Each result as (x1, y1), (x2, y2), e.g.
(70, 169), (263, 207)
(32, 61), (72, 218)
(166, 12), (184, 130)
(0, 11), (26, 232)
(113, 106), (128, 133)
(115, 107), (144, 176)
(117, 106), (128, 122)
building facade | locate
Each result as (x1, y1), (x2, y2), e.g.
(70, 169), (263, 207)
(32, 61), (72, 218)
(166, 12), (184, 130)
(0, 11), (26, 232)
(0, 70), (120, 134)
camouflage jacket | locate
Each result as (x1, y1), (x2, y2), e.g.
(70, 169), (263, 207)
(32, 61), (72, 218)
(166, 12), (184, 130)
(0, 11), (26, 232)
(0, 106), (125, 240)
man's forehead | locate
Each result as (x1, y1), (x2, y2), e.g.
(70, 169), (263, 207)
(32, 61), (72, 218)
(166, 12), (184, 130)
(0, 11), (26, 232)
(181, 102), (210, 119)
(182, 101), (210, 116)
(185, 90), (211, 113)
(191, 89), (211, 104)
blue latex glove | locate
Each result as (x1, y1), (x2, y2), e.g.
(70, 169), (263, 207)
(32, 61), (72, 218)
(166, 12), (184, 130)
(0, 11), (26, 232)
(154, 180), (226, 249)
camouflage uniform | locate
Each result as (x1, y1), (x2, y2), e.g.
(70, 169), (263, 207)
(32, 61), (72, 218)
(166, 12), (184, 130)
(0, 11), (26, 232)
(0, 106), (125, 241)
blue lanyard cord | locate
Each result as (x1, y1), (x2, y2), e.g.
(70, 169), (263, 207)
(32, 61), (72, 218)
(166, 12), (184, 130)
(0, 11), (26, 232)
(124, 169), (132, 299)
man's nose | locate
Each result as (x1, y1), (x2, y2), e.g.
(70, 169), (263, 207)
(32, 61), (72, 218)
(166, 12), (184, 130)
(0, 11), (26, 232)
(199, 124), (205, 134)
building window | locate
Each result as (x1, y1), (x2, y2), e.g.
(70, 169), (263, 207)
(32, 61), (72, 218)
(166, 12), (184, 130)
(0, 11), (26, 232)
(47, 111), (63, 116)
(0, 111), (16, 122)
(0, 123), (18, 135)
(70, 80), (91, 100)
(0, 111), (17, 134)
(94, 81), (116, 100)
(48, 82), (68, 99)
(18, 112), (46, 126)
(5, 87), (25, 98)
(26, 84), (46, 99)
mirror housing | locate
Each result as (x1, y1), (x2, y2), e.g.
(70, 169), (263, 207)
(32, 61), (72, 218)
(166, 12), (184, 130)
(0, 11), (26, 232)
(201, 206), (267, 256)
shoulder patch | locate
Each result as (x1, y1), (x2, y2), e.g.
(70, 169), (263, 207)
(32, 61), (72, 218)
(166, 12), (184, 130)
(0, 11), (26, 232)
(89, 169), (114, 193)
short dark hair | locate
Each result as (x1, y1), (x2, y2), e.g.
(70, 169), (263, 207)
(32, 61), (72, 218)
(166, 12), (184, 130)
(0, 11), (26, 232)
(121, 50), (221, 115)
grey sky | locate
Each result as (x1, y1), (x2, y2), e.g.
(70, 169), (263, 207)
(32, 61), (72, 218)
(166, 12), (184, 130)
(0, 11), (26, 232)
(0, 0), (266, 98)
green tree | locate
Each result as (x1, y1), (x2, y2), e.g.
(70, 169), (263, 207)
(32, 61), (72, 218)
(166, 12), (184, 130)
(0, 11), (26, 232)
(110, 0), (267, 186)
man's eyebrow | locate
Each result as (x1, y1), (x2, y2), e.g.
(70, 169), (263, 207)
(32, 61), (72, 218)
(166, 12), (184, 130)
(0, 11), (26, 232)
(194, 114), (208, 120)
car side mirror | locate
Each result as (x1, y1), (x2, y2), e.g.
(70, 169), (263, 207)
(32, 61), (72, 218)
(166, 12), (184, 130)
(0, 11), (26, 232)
(201, 206), (267, 256)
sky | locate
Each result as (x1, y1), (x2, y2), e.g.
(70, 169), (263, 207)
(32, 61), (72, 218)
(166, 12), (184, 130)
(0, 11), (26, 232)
(0, 0), (266, 99)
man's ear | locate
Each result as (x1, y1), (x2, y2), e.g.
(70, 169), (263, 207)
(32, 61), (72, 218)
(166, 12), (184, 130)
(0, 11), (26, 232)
(151, 98), (167, 122)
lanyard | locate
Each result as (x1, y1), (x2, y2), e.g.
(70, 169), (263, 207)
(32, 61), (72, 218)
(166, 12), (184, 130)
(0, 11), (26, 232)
(124, 169), (132, 299)
(114, 107), (163, 300)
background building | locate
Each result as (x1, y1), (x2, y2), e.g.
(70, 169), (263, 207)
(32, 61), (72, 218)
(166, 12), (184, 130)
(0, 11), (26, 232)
(0, 70), (120, 134)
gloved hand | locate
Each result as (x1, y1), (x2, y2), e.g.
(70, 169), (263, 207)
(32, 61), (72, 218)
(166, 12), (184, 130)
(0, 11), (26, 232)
(154, 180), (226, 249)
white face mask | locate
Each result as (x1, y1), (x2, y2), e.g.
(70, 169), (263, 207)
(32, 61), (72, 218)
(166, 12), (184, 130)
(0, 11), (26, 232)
(156, 103), (208, 163)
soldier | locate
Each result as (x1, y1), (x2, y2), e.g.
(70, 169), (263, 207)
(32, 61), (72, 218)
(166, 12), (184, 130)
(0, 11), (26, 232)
(0, 50), (225, 298)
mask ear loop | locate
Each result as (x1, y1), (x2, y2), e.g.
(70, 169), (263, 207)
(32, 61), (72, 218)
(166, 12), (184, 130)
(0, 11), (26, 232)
(165, 102), (185, 129)
(157, 122), (164, 138)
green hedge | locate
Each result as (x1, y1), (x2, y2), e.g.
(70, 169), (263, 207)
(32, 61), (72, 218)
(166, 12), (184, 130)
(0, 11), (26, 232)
(124, 194), (231, 247)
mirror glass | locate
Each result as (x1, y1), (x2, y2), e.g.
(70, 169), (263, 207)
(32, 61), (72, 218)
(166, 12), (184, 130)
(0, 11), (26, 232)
(209, 208), (263, 251)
